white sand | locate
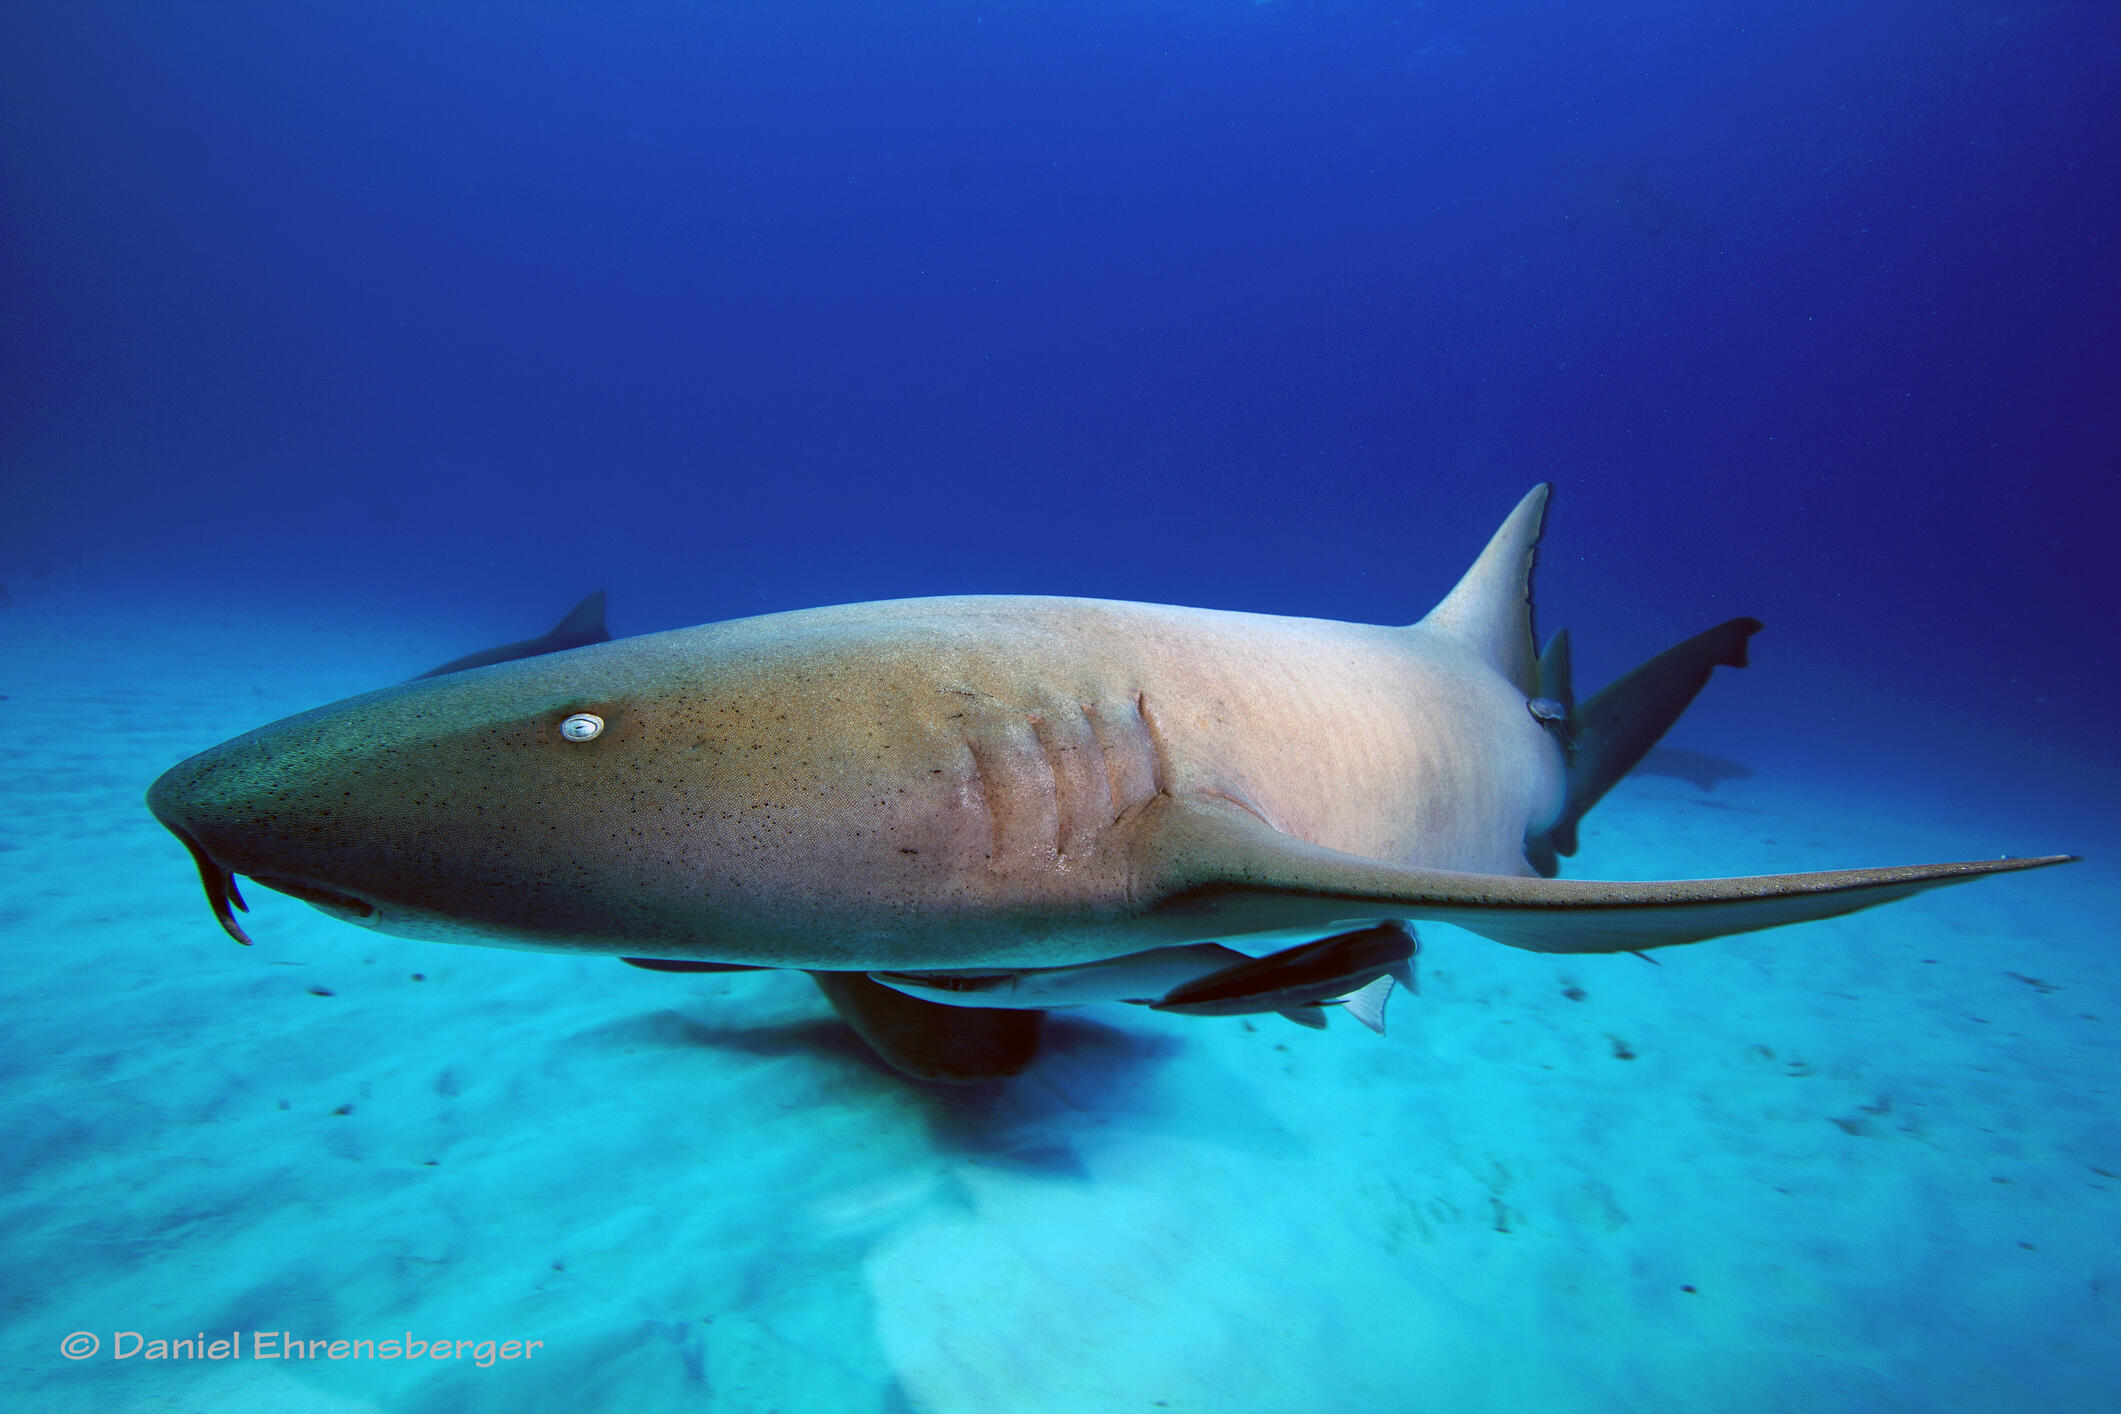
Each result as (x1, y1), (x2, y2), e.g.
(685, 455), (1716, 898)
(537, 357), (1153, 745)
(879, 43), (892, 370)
(3, 594), (2114, 1413)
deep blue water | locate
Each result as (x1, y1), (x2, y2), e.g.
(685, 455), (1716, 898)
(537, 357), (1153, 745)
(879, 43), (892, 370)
(6, 2), (2114, 765)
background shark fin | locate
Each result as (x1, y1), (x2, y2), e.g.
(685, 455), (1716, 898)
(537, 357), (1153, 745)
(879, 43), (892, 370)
(1136, 797), (2074, 956)
(416, 589), (613, 678)
(550, 590), (610, 646)
(1416, 484), (1550, 698)
(1535, 616), (1762, 861)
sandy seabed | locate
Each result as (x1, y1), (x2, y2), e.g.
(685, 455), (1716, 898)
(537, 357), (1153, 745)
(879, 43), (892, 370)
(3, 597), (2115, 1414)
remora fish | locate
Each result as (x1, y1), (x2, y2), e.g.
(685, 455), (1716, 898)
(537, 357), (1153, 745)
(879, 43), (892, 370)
(146, 487), (2071, 1081)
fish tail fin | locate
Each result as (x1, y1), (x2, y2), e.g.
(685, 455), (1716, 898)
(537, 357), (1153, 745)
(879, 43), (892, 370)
(1531, 616), (1763, 868)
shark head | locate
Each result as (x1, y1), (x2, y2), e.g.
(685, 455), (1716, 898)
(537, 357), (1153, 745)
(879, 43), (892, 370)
(143, 609), (1045, 969)
(146, 639), (721, 952)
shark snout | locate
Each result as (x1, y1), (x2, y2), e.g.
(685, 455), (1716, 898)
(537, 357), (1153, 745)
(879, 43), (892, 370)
(147, 738), (382, 944)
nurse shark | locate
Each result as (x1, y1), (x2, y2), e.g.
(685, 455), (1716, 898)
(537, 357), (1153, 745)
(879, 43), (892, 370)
(146, 487), (2070, 1081)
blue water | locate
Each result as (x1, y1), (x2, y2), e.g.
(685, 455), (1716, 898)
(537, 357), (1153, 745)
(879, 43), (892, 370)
(3, 4), (2116, 1411)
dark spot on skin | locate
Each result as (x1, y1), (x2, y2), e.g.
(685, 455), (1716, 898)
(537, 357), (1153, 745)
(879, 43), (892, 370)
(1680, 1285), (1697, 1293)
(1562, 986), (1586, 1002)
(308, 985), (334, 997)
(333, 1104), (354, 1116)
(1608, 1036), (1636, 1060)
(900, 848), (919, 854)
(411, 973), (425, 981)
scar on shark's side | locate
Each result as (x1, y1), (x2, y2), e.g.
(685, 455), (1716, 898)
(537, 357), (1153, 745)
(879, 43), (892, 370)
(147, 489), (2074, 1084)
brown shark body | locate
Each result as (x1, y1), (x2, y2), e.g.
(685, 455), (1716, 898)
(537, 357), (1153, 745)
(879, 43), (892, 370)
(145, 487), (2071, 1078)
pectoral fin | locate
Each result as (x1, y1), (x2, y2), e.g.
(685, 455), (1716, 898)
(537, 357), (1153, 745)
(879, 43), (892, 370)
(1135, 797), (2074, 956)
(809, 972), (1044, 1083)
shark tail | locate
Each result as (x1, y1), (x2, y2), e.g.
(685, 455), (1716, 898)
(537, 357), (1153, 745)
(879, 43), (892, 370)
(1526, 617), (1764, 875)
(1417, 485), (1763, 878)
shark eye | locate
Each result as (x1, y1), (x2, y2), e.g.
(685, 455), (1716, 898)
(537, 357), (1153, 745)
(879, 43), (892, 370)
(558, 712), (605, 742)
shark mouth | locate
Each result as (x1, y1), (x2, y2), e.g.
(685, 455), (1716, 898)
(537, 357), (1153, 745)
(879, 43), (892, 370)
(249, 875), (378, 924)
(168, 827), (382, 942)
(169, 826), (254, 945)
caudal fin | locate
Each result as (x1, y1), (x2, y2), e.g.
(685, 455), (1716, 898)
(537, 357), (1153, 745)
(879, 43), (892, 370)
(1528, 616), (1761, 872)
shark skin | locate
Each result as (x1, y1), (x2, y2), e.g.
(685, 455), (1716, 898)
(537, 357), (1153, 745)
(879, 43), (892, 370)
(146, 487), (2072, 1001)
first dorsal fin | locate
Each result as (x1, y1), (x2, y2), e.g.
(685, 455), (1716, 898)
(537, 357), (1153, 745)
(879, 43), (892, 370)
(1416, 485), (1550, 697)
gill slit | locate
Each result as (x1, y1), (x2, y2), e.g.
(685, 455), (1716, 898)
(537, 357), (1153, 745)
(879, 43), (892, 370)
(1137, 691), (1170, 796)
(1027, 712), (1071, 862)
(963, 733), (1004, 863)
